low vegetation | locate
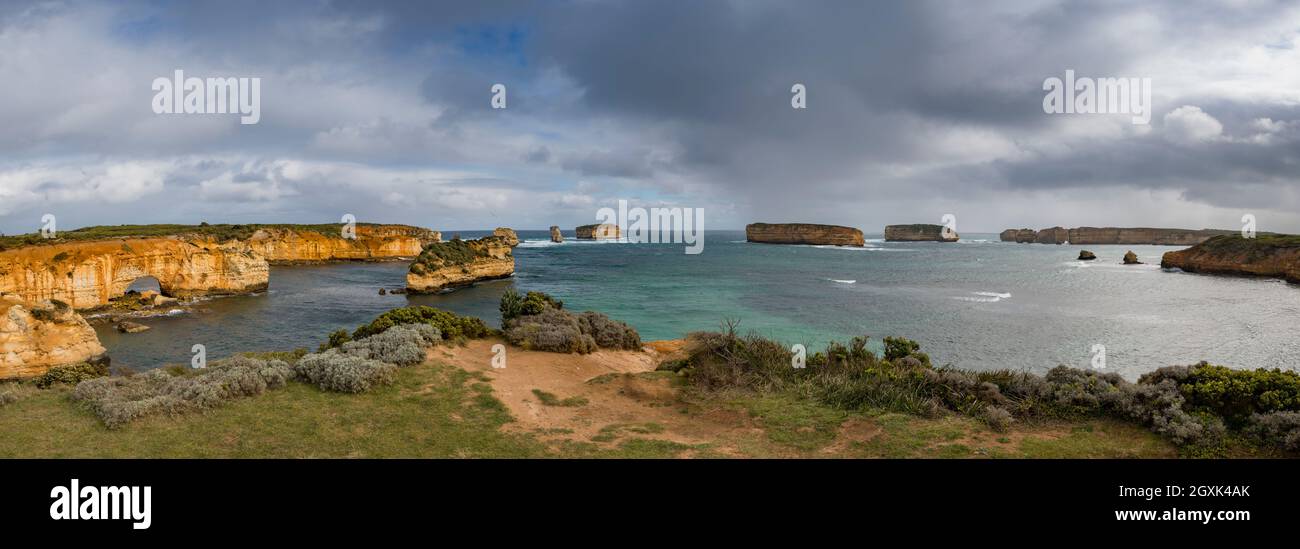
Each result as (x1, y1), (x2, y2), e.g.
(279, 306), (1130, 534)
(499, 289), (641, 353)
(34, 362), (108, 389)
(672, 323), (1300, 456)
(348, 305), (491, 341)
(408, 237), (501, 274)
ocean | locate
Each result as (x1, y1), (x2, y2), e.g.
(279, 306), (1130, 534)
(95, 230), (1300, 379)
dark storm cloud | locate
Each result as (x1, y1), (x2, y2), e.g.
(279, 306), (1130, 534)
(2, 0), (1299, 233)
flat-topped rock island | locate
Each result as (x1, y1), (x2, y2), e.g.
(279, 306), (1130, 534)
(745, 223), (865, 246)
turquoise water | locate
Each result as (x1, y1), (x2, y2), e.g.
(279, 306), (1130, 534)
(95, 230), (1300, 379)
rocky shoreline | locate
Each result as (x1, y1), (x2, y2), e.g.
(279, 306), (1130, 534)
(406, 236), (516, 293)
(1161, 234), (1300, 284)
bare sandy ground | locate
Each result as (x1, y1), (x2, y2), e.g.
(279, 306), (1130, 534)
(429, 338), (765, 455)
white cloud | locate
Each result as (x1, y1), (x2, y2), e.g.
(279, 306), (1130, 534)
(1163, 105), (1224, 145)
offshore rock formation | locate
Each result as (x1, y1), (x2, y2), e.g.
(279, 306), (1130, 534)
(1035, 227), (1069, 245)
(1078, 250), (1097, 261)
(884, 224), (958, 242)
(0, 296), (108, 379)
(550, 226), (564, 243)
(1161, 235), (1300, 284)
(493, 227), (520, 248)
(0, 237), (269, 309)
(246, 225), (439, 263)
(1123, 251), (1142, 265)
(1001, 226), (1233, 245)
(576, 224), (621, 240)
(406, 236), (515, 293)
(745, 223), (864, 246)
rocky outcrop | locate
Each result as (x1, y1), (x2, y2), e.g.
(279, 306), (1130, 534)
(1036, 227), (1069, 244)
(884, 224), (958, 242)
(550, 226), (564, 243)
(246, 225), (439, 263)
(0, 296), (108, 379)
(1078, 250), (1096, 261)
(0, 237), (269, 309)
(745, 223), (864, 246)
(1161, 235), (1300, 283)
(1069, 227), (1234, 246)
(493, 227), (520, 248)
(1123, 251), (1142, 265)
(1002, 226), (1233, 245)
(576, 224), (622, 240)
(406, 236), (515, 293)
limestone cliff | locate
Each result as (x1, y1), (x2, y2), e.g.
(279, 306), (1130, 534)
(493, 227), (520, 247)
(576, 224), (622, 240)
(406, 236), (515, 293)
(247, 225), (439, 263)
(550, 226), (564, 243)
(1035, 227), (1069, 244)
(0, 296), (108, 379)
(745, 223), (864, 246)
(884, 224), (958, 242)
(1161, 235), (1300, 283)
(0, 237), (269, 309)
(1000, 226), (1232, 245)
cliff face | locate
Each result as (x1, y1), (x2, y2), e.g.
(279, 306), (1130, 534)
(406, 236), (515, 293)
(0, 237), (269, 309)
(246, 225), (438, 263)
(884, 224), (958, 242)
(745, 223), (864, 246)
(1000, 227), (1233, 245)
(1161, 235), (1300, 283)
(1069, 227), (1233, 246)
(1036, 227), (1069, 244)
(576, 224), (622, 240)
(0, 296), (108, 379)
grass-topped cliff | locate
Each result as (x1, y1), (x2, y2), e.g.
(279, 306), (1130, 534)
(0, 223), (433, 251)
(1162, 233), (1300, 283)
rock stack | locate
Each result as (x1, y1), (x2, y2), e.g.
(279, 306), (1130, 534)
(550, 226), (564, 243)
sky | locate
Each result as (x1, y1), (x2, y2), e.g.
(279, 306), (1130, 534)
(1, 0), (1298, 235)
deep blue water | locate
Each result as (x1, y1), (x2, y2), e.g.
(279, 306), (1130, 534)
(96, 230), (1300, 379)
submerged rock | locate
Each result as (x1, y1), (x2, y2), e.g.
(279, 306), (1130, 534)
(115, 320), (151, 333)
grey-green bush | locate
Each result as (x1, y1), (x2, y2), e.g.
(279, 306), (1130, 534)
(71, 356), (292, 428)
(504, 307), (640, 354)
(1248, 411), (1300, 451)
(337, 324), (440, 366)
(292, 350), (397, 393)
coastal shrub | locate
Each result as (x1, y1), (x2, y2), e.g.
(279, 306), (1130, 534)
(499, 289), (563, 322)
(291, 350), (397, 393)
(500, 292), (641, 353)
(71, 357), (292, 428)
(320, 329), (352, 351)
(677, 329), (1269, 447)
(337, 324), (440, 366)
(352, 306), (490, 340)
(1142, 362), (1300, 426)
(35, 362), (109, 389)
(504, 308), (597, 353)
(1247, 411), (1300, 451)
(577, 311), (641, 350)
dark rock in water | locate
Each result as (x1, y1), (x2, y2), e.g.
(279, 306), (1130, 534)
(378, 288), (387, 295)
(1123, 251), (1142, 265)
(388, 288), (407, 295)
(115, 320), (151, 333)
(1078, 250), (1097, 261)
